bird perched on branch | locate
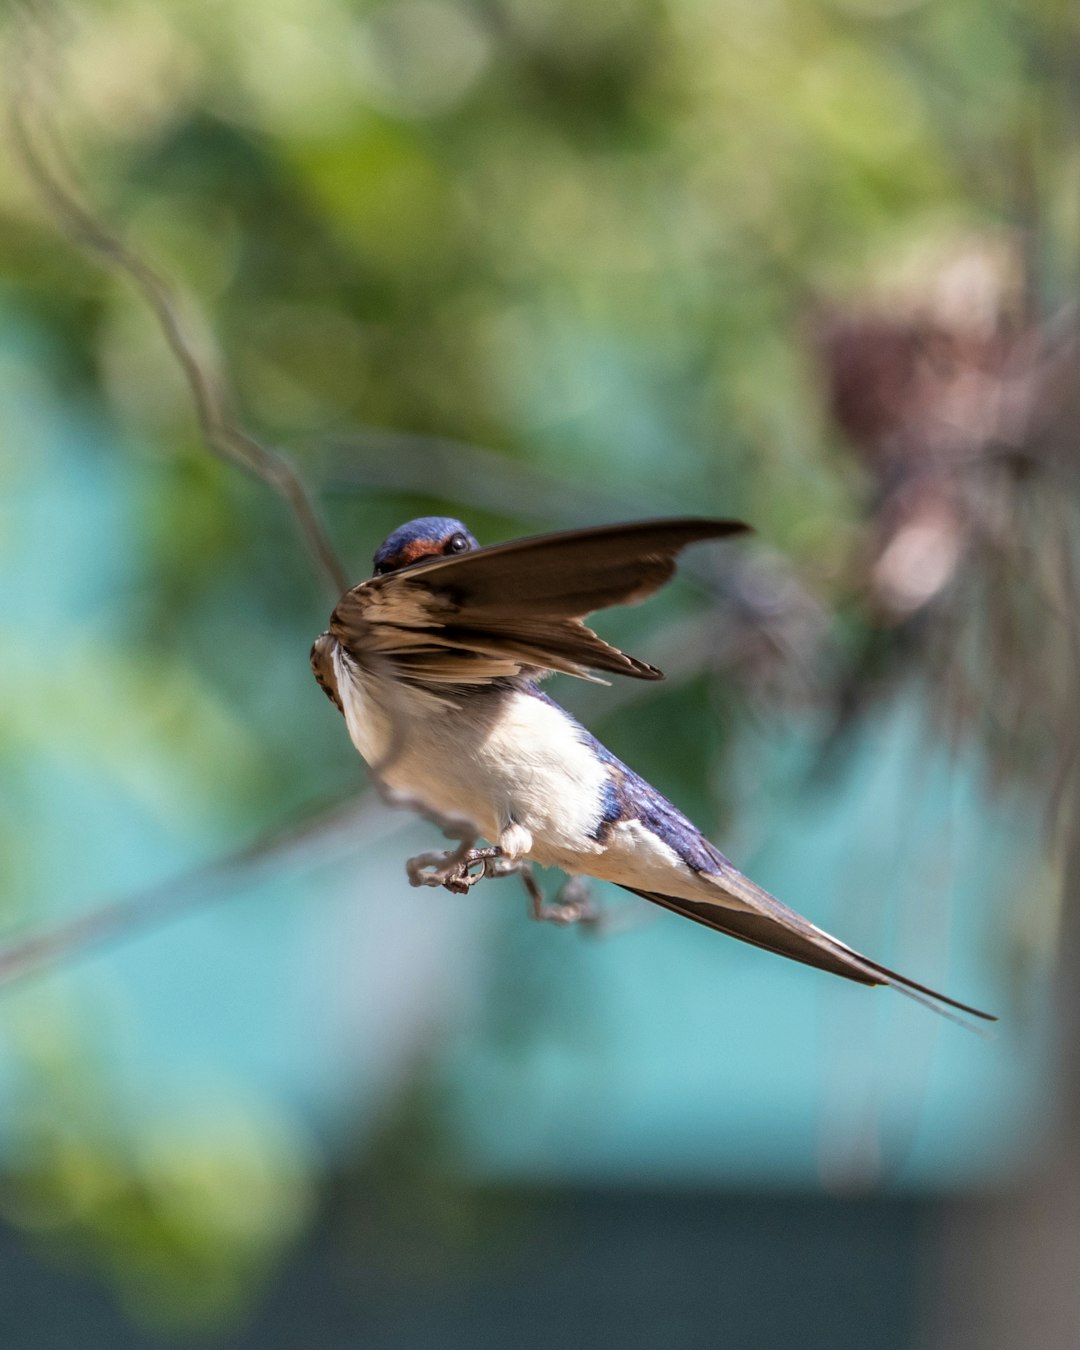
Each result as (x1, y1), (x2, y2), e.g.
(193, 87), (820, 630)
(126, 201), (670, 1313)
(311, 515), (993, 1027)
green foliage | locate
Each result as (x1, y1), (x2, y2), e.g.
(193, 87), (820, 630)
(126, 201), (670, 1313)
(0, 1003), (314, 1330)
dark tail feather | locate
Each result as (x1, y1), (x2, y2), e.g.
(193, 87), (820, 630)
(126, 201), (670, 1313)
(621, 886), (997, 1031)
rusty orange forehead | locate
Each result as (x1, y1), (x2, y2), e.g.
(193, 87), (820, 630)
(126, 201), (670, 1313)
(396, 538), (445, 566)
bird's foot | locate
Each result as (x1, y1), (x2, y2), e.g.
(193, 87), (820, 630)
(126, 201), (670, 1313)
(406, 841), (505, 894)
(522, 873), (601, 929)
(406, 846), (602, 931)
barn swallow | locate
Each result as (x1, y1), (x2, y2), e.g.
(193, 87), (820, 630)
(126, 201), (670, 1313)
(311, 516), (994, 1026)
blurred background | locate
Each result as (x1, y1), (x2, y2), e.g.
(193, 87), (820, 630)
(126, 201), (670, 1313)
(2, 0), (1079, 1344)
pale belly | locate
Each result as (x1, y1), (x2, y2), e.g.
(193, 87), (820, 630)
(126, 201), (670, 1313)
(335, 653), (718, 902)
(336, 660), (604, 852)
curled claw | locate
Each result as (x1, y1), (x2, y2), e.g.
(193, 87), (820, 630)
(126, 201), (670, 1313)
(406, 842), (502, 893)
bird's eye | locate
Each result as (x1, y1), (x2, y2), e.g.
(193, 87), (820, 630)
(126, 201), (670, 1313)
(445, 532), (470, 554)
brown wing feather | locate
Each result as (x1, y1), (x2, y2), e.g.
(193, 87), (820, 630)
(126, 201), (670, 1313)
(331, 517), (748, 686)
(387, 517), (749, 616)
(310, 632), (343, 711)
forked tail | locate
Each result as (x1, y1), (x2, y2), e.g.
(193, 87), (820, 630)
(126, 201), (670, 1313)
(621, 884), (996, 1031)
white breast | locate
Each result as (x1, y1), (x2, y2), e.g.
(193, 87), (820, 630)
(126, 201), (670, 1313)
(333, 655), (609, 864)
(332, 651), (727, 901)
(462, 689), (612, 865)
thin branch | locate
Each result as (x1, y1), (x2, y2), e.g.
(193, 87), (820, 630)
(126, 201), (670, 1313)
(0, 795), (385, 989)
(319, 429), (689, 527)
(5, 30), (350, 598)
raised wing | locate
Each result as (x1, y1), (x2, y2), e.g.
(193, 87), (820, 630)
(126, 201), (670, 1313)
(330, 517), (749, 687)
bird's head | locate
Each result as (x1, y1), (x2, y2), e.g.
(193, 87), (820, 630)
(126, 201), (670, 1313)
(372, 517), (480, 576)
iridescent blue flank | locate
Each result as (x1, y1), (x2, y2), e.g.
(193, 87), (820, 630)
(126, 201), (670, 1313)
(525, 687), (731, 878)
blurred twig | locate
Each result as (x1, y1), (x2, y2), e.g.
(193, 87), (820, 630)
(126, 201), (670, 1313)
(5, 17), (350, 599)
(0, 795), (386, 989)
(320, 430), (687, 527)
